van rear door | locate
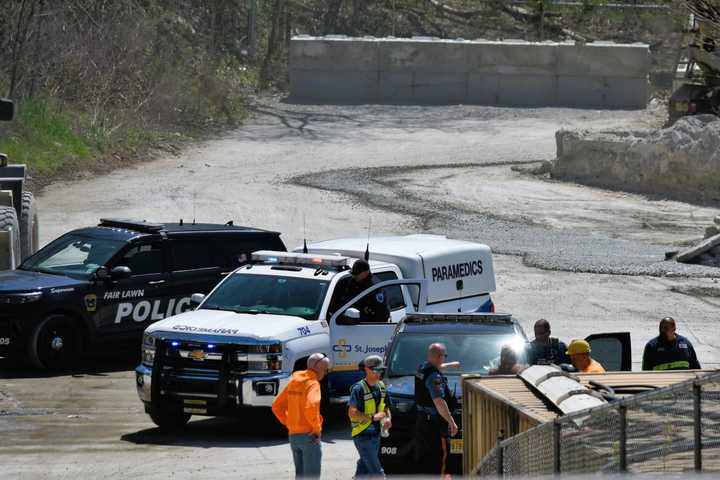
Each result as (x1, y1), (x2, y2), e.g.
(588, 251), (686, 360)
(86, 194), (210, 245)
(420, 244), (495, 307)
(585, 332), (632, 371)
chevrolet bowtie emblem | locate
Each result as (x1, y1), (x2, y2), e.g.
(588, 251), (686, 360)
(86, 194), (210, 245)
(189, 350), (206, 361)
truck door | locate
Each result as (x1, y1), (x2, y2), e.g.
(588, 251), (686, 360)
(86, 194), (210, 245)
(327, 279), (426, 396)
(585, 332), (631, 371)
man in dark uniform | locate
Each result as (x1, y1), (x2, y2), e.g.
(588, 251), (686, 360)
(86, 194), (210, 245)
(525, 319), (570, 366)
(414, 343), (459, 476)
(330, 259), (390, 323)
(643, 317), (701, 371)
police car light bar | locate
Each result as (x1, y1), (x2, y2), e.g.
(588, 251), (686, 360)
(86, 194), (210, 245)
(404, 313), (513, 324)
(252, 251), (349, 269)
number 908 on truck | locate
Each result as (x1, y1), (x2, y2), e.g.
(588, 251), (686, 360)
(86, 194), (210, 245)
(136, 234), (496, 429)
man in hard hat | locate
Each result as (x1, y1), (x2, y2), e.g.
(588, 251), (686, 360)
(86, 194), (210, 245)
(272, 353), (330, 478)
(567, 339), (606, 373)
(642, 317), (701, 371)
(348, 355), (392, 477)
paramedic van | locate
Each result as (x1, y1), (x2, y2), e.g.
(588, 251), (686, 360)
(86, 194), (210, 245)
(136, 235), (496, 429)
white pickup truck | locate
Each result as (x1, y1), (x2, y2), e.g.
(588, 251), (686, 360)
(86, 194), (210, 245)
(135, 235), (497, 429)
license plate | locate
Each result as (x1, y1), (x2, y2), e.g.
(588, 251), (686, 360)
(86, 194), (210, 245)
(183, 407), (206, 414)
(450, 438), (463, 454)
(674, 101), (688, 113)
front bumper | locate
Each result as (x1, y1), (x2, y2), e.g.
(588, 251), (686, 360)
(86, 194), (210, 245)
(0, 313), (26, 358)
(136, 363), (290, 414)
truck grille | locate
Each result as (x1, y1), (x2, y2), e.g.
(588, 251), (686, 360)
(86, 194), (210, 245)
(156, 340), (277, 403)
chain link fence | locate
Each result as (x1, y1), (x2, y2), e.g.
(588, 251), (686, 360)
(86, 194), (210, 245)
(475, 371), (720, 476)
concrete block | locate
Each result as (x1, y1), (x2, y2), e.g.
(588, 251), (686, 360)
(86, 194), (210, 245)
(290, 38), (378, 72)
(557, 76), (608, 108)
(556, 43), (649, 78)
(467, 73), (500, 105)
(411, 72), (467, 104)
(677, 233), (720, 263)
(379, 71), (414, 102)
(378, 40), (470, 72)
(469, 42), (557, 77)
(604, 77), (649, 109)
(289, 69), (378, 103)
(494, 75), (558, 108)
(556, 76), (648, 109)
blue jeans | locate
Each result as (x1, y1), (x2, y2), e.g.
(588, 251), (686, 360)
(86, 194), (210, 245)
(289, 433), (322, 478)
(353, 434), (385, 477)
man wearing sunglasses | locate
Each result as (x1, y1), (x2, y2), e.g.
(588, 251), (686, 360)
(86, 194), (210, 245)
(348, 355), (392, 477)
(414, 343), (459, 476)
(272, 352), (330, 478)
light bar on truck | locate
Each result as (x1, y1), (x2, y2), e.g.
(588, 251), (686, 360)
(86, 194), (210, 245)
(252, 250), (350, 269)
(403, 313), (513, 324)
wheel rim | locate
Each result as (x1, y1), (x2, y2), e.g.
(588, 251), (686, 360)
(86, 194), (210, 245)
(37, 319), (79, 368)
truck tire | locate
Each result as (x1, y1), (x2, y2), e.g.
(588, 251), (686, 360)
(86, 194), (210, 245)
(0, 206), (21, 267)
(149, 410), (191, 431)
(28, 314), (83, 370)
(20, 191), (39, 260)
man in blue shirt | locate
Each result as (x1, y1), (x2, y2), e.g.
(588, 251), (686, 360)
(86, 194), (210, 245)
(414, 343), (459, 476)
(348, 355), (392, 477)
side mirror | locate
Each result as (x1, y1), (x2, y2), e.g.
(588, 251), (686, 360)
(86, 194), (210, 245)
(110, 266), (132, 280)
(94, 266), (109, 280)
(190, 293), (205, 307)
(0, 99), (14, 122)
(338, 307), (361, 325)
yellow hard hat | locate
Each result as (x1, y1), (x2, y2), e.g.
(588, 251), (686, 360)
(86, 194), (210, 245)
(566, 339), (591, 356)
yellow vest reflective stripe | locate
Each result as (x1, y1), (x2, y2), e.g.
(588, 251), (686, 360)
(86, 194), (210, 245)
(351, 380), (386, 437)
(653, 360), (691, 371)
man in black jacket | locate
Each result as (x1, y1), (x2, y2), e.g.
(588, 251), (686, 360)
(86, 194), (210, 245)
(642, 317), (701, 371)
(331, 259), (390, 323)
(414, 343), (459, 476)
(525, 319), (570, 366)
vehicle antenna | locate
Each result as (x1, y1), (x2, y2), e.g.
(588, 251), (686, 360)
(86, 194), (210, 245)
(302, 212), (308, 254)
(365, 218), (371, 261)
(192, 190), (197, 225)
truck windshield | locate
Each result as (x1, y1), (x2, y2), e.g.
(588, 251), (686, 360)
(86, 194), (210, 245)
(387, 332), (525, 377)
(201, 273), (329, 321)
(20, 234), (125, 279)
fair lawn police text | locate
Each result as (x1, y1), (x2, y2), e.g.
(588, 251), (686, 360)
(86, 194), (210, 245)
(111, 291), (192, 323)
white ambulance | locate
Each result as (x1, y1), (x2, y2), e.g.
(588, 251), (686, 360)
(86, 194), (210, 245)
(136, 235), (496, 429)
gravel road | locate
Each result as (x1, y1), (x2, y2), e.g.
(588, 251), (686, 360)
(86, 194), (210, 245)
(3, 98), (718, 478)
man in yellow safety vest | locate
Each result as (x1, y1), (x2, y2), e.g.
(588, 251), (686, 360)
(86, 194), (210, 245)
(348, 355), (392, 477)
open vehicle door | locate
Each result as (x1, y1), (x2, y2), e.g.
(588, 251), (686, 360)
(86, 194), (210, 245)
(585, 332), (631, 371)
(327, 279), (427, 395)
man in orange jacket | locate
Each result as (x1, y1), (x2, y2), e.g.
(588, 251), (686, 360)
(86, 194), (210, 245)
(272, 352), (330, 478)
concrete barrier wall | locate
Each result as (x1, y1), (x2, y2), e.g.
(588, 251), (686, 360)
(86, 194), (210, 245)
(289, 36), (649, 108)
(552, 115), (720, 205)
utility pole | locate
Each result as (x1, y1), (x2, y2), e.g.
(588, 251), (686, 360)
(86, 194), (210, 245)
(248, 0), (257, 59)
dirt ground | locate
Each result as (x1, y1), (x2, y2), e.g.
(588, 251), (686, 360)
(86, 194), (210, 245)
(3, 98), (719, 478)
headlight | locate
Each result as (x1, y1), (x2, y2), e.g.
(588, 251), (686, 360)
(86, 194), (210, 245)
(247, 343), (282, 354)
(237, 343), (283, 371)
(0, 291), (43, 304)
(141, 333), (157, 366)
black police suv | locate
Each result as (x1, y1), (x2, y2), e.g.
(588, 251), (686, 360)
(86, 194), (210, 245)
(380, 313), (632, 475)
(0, 219), (285, 369)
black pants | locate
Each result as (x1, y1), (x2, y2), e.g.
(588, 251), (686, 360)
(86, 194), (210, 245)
(414, 413), (450, 476)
